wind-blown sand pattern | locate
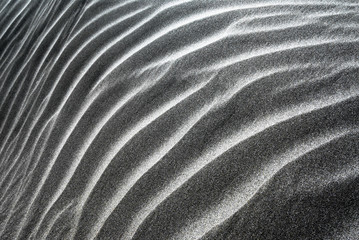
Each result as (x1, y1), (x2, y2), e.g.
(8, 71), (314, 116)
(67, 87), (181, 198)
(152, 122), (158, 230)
(0, 0), (359, 239)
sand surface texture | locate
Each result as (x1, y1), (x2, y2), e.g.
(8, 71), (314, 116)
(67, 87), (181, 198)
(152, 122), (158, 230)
(0, 0), (359, 239)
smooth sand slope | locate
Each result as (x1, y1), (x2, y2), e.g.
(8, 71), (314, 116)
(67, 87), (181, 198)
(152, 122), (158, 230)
(0, 0), (359, 239)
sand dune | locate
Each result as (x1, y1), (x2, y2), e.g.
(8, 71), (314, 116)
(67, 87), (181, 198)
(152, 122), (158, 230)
(0, 0), (359, 239)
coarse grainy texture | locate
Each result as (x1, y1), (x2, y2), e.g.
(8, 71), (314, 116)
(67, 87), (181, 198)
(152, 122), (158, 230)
(0, 0), (359, 239)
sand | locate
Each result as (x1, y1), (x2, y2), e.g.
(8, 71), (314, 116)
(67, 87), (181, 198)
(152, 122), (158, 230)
(0, 0), (359, 239)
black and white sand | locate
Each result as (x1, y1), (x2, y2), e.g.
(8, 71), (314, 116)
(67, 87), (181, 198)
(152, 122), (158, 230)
(0, 0), (359, 239)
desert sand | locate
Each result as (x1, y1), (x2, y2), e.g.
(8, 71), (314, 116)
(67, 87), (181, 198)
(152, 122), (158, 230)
(0, 0), (359, 239)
